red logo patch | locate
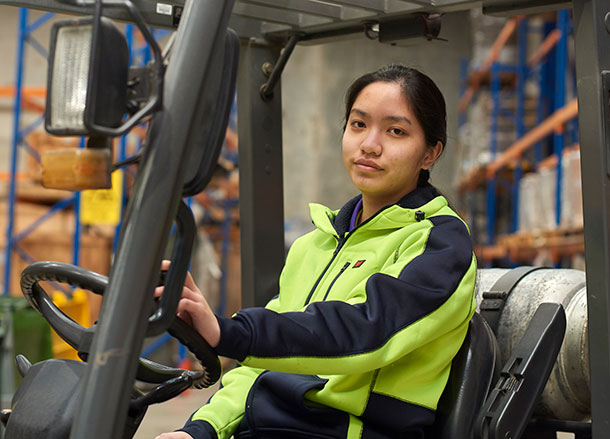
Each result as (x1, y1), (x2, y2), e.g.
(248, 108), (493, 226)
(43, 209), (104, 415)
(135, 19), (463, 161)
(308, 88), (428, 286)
(353, 260), (365, 268)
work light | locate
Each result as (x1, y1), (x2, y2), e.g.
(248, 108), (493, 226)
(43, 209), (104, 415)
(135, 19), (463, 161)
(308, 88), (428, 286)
(45, 16), (129, 136)
(44, 0), (163, 138)
(41, 0), (163, 190)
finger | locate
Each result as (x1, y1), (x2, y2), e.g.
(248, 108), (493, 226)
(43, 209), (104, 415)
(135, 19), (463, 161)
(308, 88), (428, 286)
(180, 286), (205, 304)
(183, 270), (199, 292)
(154, 286), (164, 298)
(156, 283), (200, 302)
(176, 297), (209, 328)
(176, 297), (203, 316)
(160, 260), (199, 294)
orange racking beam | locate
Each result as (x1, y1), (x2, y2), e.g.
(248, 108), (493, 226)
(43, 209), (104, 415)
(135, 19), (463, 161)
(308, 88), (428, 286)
(0, 86), (47, 113)
(0, 171), (28, 182)
(22, 99), (45, 113)
(458, 17), (522, 113)
(537, 143), (580, 170)
(0, 85), (46, 98)
(486, 98), (578, 177)
(527, 28), (561, 67)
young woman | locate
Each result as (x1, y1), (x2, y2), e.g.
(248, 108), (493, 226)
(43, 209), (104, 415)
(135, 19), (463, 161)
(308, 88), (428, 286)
(157, 64), (477, 439)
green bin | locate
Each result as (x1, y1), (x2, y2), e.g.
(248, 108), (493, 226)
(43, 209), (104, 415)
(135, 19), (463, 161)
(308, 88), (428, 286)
(0, 296), (53, 409)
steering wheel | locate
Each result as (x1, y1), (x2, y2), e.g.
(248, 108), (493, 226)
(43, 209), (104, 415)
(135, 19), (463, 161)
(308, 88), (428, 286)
(20, 261), (221, 403)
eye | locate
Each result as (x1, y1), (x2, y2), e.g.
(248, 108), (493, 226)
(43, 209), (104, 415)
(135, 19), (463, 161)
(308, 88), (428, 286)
(389, 127), (405, 136)
(350, 120), (366, 129)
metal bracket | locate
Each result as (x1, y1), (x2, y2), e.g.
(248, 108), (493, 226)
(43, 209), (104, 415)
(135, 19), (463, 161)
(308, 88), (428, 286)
(259, 33), (302, 101)
(480, 266), (545, 334)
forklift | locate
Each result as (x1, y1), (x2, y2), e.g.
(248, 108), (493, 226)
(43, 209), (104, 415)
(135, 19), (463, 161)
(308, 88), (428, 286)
(0, 0), (605, 438)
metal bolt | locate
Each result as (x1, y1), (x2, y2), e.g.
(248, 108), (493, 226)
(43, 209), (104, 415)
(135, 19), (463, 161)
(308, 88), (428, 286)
(262, 62), (274, 77)
(505, 432), (512, 439)
(260, 83), (273, 102)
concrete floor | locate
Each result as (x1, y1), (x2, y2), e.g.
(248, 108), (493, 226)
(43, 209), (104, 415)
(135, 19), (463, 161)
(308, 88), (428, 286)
(134, 384), (219, 439)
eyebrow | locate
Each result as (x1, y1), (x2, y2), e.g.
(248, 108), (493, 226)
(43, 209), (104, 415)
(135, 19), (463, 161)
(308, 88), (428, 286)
(384, 115), (412, 125)
(350, 108), (412, 125)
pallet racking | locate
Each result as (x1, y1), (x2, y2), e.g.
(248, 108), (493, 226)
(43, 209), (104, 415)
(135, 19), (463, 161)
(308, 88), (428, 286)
(2, 9), (84, 296)
(457, 9), (581, 266)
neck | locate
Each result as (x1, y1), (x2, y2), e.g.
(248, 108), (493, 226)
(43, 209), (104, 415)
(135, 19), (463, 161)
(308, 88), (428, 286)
(360, 185), (420, 223)
(360, 200), (382, 223)
(360, 195), (399, 223)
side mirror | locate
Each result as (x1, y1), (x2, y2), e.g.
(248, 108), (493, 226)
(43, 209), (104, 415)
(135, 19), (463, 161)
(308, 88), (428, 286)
(45, 16), (129, 136)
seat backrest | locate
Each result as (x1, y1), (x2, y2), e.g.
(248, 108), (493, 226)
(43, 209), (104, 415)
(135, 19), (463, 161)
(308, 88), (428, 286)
(432, 313), (501, 439)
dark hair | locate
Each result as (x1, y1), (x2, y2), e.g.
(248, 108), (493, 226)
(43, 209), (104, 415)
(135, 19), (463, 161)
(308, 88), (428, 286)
(343, 64), (446, 186)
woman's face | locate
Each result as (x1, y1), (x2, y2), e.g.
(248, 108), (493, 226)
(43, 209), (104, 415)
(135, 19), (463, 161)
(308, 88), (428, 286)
(342, 81), (442, 206)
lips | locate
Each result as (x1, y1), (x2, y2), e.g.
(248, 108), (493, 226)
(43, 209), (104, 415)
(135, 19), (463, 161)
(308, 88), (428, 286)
(354, 158), (382, 171)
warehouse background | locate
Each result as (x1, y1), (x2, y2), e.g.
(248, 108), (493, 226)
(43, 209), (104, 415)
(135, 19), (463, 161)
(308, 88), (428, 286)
(0, 4), (584, 437)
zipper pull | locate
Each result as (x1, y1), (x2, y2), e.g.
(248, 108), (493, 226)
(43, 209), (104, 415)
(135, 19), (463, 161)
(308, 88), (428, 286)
(334, 236), (346, 255)
(322, 261), (351, 301)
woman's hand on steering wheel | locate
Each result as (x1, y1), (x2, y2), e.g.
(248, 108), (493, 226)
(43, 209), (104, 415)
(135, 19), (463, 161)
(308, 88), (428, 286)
(20, 260), (221, 390)
(156, 260), (220, 349)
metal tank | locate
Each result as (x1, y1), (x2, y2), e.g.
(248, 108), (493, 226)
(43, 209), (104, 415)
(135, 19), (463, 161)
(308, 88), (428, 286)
(475, 268), (589, 421)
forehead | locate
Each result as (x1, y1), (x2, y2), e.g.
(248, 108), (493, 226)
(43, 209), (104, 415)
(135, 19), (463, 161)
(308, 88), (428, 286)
(351, 82), (422, 130)
(352, 81), (412, 115)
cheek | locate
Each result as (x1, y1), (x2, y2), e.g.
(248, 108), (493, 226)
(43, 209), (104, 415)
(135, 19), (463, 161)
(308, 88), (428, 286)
(341, 133), (352, 164)
(409, 139), (432, 168)
(389, 146), (427, 173)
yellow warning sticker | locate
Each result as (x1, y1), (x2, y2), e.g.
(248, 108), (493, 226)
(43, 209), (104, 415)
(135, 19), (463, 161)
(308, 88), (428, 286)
(80, 170), (123, 226)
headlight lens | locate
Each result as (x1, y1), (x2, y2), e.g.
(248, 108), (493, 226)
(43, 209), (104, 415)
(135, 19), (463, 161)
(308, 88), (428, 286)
(47, 24), (92, 134)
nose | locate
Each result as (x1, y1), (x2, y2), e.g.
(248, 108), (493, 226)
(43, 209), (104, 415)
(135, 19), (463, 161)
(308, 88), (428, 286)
(360, 130), (382, 156)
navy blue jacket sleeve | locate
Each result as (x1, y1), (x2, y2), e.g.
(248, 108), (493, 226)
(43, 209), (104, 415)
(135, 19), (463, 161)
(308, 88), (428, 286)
(179, 419), (218, 439)
(215, 216), (476, 375)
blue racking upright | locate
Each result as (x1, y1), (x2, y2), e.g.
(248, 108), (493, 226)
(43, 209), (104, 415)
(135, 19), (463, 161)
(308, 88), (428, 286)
(552, 9), (570, 226)
(3, 8), (83, 296)
(484, 16), (531, 245)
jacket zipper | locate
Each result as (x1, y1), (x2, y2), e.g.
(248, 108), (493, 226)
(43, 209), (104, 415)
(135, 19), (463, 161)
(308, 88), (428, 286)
(303, 236), (346, 306)
(302, 202), (418, 307)
(322, 261), (351, 301)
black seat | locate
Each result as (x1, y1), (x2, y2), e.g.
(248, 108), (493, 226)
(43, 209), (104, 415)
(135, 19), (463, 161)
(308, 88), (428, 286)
(432, 313), (501, 439)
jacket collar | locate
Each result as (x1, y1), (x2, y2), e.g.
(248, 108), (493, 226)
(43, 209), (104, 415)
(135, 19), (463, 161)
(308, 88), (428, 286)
(309, 185), (444, 237)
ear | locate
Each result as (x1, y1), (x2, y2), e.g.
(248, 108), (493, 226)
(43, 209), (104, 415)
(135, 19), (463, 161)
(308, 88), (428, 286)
(421, 141), (443, 170)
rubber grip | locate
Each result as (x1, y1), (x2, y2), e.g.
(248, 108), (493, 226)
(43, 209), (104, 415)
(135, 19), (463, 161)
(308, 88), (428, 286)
(167, 317), (221, 388)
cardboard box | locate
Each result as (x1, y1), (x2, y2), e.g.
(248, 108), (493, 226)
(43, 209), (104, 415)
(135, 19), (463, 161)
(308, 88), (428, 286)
(0, 200), (112, 321)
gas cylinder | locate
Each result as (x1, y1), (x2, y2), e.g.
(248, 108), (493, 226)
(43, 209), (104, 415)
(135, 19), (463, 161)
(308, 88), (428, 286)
(475, 268), (589, 421)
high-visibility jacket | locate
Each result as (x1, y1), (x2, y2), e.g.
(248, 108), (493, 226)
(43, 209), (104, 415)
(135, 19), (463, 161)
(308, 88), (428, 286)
(181, 185), (477, 439)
